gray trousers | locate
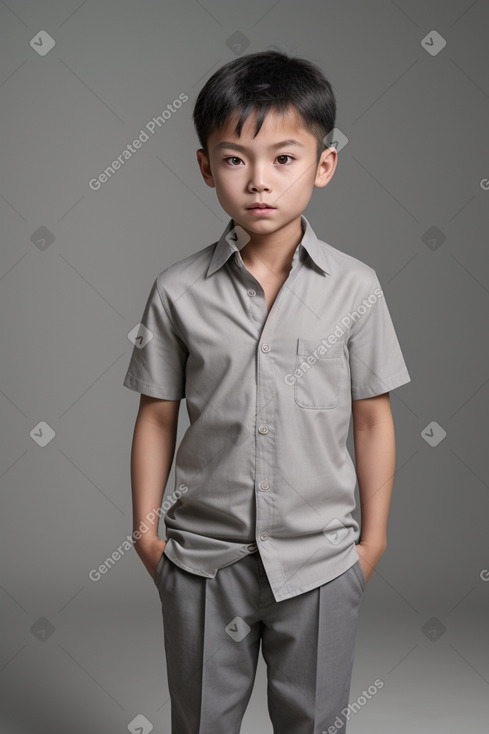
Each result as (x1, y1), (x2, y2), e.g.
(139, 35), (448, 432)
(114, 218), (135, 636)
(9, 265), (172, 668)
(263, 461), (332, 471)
(153, 548), (367, 734)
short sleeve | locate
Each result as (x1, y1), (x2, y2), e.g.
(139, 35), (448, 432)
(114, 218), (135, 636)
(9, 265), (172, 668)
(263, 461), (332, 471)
(348, 271), (411, 399)
(122, 275), (187, 399)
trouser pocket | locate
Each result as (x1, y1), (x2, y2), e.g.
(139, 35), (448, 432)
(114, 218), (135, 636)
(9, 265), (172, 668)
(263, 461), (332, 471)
(153, 550), (166, 584)
(352, 559), (367, 592)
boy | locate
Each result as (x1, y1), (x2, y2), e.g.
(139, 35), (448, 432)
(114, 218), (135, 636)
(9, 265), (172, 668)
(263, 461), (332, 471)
(123, 49), (411, 733)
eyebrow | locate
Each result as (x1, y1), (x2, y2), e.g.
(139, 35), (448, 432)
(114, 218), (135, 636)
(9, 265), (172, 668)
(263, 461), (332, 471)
(215, 139), (305, 152)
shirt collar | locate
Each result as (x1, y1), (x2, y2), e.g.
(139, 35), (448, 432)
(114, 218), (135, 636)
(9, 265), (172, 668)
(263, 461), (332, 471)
(206, 215), (331, 277)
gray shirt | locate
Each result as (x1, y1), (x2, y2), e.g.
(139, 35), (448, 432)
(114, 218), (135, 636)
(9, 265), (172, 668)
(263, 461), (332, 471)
(123, 215), (411, 602)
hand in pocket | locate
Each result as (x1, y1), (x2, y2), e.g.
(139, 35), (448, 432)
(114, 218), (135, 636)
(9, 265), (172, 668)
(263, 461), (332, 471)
(355, 542), (374, 586)
(136, 537), (167, 580)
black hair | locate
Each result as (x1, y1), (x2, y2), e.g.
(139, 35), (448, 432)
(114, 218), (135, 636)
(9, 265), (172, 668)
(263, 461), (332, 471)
(192, 49), (337, 163)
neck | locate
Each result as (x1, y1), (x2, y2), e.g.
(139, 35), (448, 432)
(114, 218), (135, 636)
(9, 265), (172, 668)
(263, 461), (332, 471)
(239, 217), (303, 273)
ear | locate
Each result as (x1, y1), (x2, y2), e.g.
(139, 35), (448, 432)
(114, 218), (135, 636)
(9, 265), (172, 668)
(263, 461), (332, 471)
(196, 148), (216, 188)
(314, 147), (338, 189)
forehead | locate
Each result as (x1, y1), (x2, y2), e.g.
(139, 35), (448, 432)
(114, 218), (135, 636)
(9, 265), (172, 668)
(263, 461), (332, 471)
(209, 106), (314, 148)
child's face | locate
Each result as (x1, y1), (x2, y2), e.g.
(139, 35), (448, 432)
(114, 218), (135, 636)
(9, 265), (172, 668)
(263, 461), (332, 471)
(196, 106), (337, 237)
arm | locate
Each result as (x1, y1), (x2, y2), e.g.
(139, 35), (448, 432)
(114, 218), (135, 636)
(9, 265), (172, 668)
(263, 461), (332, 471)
(129, 393), (181, 578)
(352, 392), (396, 584)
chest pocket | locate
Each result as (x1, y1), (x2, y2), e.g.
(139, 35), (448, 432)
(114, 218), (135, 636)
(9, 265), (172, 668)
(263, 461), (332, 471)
(294, 338), (345, 409)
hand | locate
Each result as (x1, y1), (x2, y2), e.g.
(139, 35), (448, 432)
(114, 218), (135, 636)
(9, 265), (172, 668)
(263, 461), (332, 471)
(135, 536), (167, 580)
(356, 541), (384, 586)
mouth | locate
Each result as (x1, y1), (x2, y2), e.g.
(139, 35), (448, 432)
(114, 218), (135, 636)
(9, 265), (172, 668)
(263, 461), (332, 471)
(246, 203), (276, 210)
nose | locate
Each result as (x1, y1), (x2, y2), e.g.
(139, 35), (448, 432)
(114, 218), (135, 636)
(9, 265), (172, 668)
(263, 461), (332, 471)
(249, 180), (270, 193)
(247, 163), (270, 193)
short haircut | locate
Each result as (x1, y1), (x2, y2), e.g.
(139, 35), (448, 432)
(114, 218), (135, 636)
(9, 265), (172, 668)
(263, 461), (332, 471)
(193, 49), (337, 163)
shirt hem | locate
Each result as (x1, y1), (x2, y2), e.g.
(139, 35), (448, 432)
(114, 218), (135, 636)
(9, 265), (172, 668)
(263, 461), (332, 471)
(270, 546), (360, 602)
(164, 545), (250, 578)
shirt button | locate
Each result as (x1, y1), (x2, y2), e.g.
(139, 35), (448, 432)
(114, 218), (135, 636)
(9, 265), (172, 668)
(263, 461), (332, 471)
(247, 543), (257, 552)
(260, 532), (269, 541)
(261, 343), (270, 352)
(247, 288), (256, 296)
(258, 424), (269, 434)
(260, 481), (270, 491)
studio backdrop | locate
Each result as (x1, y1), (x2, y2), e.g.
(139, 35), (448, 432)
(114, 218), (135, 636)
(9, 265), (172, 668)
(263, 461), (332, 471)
(1, 1), (488, 733)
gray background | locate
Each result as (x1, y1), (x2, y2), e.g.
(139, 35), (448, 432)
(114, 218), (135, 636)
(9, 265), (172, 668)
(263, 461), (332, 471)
(1, 1), (488, 732)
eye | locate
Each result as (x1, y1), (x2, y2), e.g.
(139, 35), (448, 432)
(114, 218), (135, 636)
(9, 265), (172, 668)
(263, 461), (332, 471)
(223, 154), (295, 166)
(276, 154), (294, 164)
(223, 156), (243, 166)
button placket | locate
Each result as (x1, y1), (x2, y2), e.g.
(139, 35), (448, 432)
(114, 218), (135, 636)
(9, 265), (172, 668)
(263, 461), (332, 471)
(242, 265), (268, 327)
(249, 254), (301, 564)
(255, 317), (279, 554)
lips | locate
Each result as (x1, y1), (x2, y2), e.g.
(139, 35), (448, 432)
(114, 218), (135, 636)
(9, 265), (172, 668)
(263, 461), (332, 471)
(247, 203), (276, 209)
